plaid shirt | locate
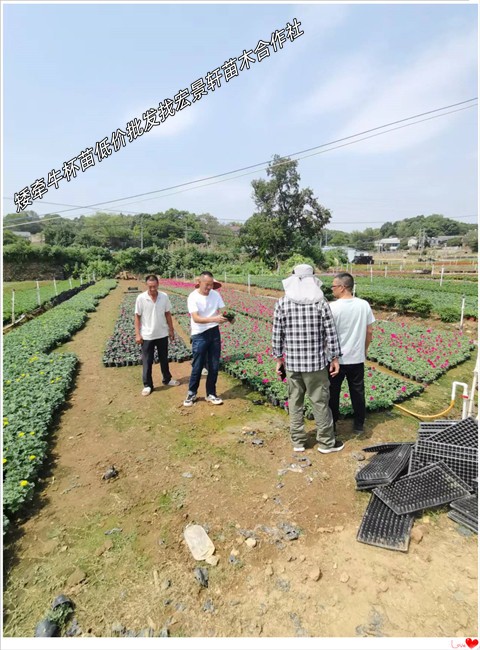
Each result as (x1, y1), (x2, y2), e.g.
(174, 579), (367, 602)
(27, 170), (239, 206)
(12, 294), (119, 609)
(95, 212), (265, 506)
(272, 297), (342, 372)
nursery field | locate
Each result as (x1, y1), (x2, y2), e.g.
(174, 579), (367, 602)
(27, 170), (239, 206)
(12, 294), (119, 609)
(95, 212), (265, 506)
(2, 278), (92, 324)
(223, 274), (477, 321)
(2, 279), (478, 640)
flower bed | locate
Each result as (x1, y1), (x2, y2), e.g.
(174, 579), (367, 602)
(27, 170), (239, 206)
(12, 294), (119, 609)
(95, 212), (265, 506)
(367, 321), (475, 383)
(102, 294), (191, 367)
(2, 280), (117, 534)
(223, 357), (422, 415)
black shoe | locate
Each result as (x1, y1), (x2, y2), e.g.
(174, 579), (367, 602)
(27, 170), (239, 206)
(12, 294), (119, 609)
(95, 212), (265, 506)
(318, 439), (344, 454)
(353, 424), (365, 435)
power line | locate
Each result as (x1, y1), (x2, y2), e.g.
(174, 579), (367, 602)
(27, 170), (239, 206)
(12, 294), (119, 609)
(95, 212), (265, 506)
(4, 98), (476, 226)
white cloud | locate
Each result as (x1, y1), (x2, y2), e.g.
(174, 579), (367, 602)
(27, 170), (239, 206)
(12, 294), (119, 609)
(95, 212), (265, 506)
(248, 5), (350, 115)
(333, 27), (478, 154)
(121, 101), (203, 141)
(291, 55), (374, 118)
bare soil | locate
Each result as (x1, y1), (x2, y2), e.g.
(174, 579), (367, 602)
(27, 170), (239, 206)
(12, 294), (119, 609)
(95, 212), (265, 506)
(2, 281), (478, 639)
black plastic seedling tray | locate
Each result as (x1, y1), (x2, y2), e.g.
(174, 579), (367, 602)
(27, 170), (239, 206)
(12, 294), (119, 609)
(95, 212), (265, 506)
(356, 445), (412, 486)
(373, 461), (471, 515)
(408, 440), (478, 489)
(448, 510), (478, 533)
(427, 417), (478, 448)
(357, 494), (414, 552)
(417, 421), (461, 440)
(362, 442), (414, 454)
(450, 494), (478, 520)
(419, 421), (460, 430)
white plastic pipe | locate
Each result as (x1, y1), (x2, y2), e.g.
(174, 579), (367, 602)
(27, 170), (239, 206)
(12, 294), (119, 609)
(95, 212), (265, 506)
(460, 295), (466, 330)
(468, 358), (478, 418)
(36, 280), (41, 306)
(451, 381), (469, 420)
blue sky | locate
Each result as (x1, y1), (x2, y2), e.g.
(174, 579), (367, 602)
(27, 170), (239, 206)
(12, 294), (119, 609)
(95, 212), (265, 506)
(2, 2), (478, 232)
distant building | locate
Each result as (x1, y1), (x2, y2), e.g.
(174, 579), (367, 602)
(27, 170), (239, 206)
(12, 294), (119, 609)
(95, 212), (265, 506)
(375, 237), (401, 251)
(428, 235), (461, 247)
(322, 246), (357, 262)
(11, 231), (33, 241)
(407, 237), (418, 249)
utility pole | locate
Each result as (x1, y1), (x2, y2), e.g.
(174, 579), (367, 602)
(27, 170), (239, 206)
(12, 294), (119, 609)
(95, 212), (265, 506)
(140, 215), (144, 251)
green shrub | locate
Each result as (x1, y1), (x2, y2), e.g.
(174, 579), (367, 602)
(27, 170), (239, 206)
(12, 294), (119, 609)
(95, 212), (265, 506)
(409, 298), (432, 317)
(439, 307), (460, 322)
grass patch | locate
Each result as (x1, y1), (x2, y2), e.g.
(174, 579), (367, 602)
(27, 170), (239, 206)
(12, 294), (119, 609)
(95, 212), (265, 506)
(157, 488), (185, 513)
(171, 430), (203, 457)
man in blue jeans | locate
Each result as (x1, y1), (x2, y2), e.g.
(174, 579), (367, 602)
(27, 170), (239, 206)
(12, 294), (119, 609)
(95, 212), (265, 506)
(183, 271), (227, 407)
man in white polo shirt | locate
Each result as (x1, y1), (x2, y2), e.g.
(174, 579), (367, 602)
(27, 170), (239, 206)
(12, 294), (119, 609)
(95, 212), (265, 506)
(329, 272), (375, 434)
(134, 274), (180, 396)
(183, 271), (227, 407)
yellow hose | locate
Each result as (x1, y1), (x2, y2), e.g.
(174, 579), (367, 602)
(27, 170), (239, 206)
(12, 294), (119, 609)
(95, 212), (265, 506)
(393, 399), (455, 420)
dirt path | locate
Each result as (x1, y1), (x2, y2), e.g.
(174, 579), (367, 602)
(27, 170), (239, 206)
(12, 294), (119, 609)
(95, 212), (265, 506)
(3, 281), (478, 639)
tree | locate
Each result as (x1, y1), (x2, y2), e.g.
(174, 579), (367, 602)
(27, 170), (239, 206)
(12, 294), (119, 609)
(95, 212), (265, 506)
(4, 210), (42, 234)
(43, 220), (77, 247)
(326, 230), (350, 246)
(464, 229), (478, 252)
(3, 230), (25, 245)
(380, 221), (397, 237)
(240, 155), (332, 268)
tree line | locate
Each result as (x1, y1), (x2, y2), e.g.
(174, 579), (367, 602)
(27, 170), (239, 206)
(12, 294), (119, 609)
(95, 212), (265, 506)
(4, 155), (477, 276)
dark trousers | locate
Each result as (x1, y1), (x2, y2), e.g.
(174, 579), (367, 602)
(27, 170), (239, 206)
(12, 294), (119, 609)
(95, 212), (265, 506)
(329, 362), (366, 428)
(141, 337), (171, 389)
(188, 326), (221, 396)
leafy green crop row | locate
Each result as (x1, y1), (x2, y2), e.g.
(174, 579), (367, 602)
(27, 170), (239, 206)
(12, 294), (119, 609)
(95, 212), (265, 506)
(3, 280), (117, 534)
(3, 279), (86, 323)
(224, 275), (477, 320)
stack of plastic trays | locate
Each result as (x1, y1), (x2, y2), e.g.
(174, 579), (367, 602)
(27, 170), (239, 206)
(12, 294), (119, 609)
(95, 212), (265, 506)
(409, 418), (478, 488)
(448, 494), (478, 533)
(356, 445), (412, 491)
(373, 462), (472, 515)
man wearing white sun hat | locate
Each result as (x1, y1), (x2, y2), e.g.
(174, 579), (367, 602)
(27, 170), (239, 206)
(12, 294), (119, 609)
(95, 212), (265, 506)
(272, 264), (343, 454)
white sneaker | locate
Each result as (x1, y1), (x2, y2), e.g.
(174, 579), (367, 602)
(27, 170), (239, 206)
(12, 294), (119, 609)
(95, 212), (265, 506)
(201, 368), (209, 376)
(141, 387), (152, 396)
(206, 395), (223, 405)
(183, 393), (197, 407)
(166, 379), (180, 386)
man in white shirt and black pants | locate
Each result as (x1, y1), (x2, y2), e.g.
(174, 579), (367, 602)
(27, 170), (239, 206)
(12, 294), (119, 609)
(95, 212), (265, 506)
(329, 272), (375, 434)
(183, 271), (227, 407)
(135, 275), (180, 396)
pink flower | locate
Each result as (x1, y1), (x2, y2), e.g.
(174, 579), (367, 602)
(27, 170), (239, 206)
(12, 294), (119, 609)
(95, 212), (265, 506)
(401, 386), (406, 392)
(369, 396), (374, 401)
(343, 393), (349, 398)
(371, 385), (376, 390)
